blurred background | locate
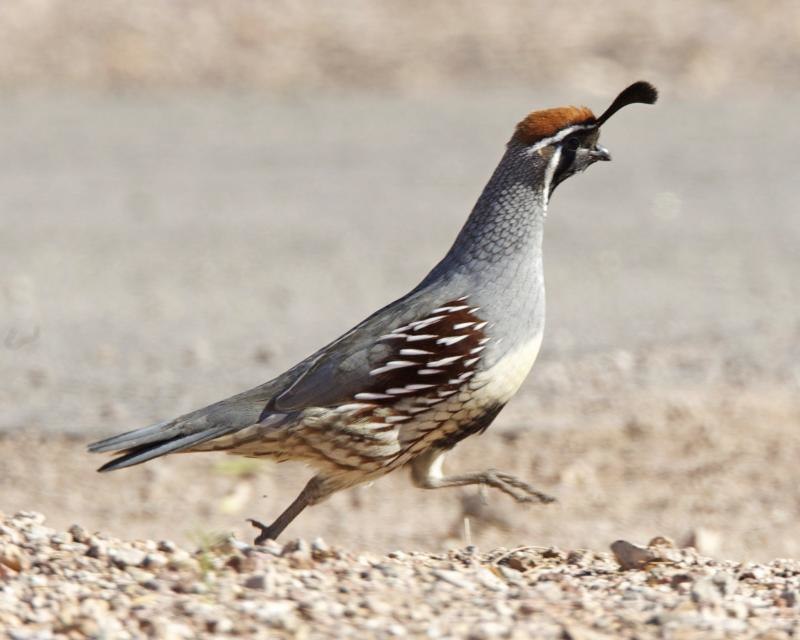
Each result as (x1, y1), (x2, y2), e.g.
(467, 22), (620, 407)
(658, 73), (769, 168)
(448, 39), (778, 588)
(1, 1), (799, 560)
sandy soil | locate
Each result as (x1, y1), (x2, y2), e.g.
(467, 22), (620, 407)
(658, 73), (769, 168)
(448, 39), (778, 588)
(1, 91), (799, 564)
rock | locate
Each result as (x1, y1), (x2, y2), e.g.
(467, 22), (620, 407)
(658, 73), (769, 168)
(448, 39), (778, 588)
(0, 525), (21, 545)
(254, 600), (297, 628)
(159, 621), (195, 639)
(647, 536), (675, 548)
(691, 577), (722, 605)
(610, 540), (657, 570)
(143, 552), (168, 569)
(13, 511), (46, 525)
(0, 544), (29, 572)
(468, 621), (510, 639)
(505, 556), (528, 572)
(282, 538), (313, 567)
(670, 573), (693, 590)
(738, 564), (769, 581)
(208, 617), (234, 633)
(566, 550), (589, 566)
(109, 547), (146, 568)
(67, 524), (89, 544)
(86, 538), (107, 558)
(281, 538), (310, 556)
(495, 565), (525, 585)
(725, 600), (749, 619)
(778, 589), (797, 608)
(157, 539), (177, 553)
(167, 549), (195, 570)
(49, 532), (72, 546)
(712, 571), (737, 596)
(433, 569), (476, 590)
(475, 567), (508, 592)
(243, 573), (271, 590)
(256, 538), (283, 556)
(311, 537), (330, 554)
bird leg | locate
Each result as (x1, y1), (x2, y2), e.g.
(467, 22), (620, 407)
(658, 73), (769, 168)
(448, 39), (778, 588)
(410, 448), (555, 504)
(248, 474), (326, 544)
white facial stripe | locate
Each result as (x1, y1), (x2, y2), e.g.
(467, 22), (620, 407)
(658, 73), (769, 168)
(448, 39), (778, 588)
(525, 123), (595, 155)
(542, 146), (562, 213)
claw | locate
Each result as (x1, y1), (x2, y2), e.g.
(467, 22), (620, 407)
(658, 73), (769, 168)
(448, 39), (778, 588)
(248, 518), (278, 545)
(483, 470), (556, 504)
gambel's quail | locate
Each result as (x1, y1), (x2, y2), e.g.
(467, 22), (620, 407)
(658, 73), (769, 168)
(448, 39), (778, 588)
(90, 82), (658, 543)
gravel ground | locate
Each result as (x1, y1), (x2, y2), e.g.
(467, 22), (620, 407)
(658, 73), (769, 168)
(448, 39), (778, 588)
(2, 511), (799, 639)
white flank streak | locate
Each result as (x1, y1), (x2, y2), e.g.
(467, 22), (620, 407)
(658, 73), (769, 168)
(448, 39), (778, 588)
(437, 335), (469, 346)
(406, 383), (435, 390)
(337, 403), (371, 412)
(406, 334), (438, 342)
(399, 348), (433, 356)
(431, 305), (470, 314)
(411, 316), (445, 331)
(473, 321), (489, 331)
(418, 368), (444, 375)
(463, 357), (480, 367)
(378, 334), (406, 341)
(453, 322), (475, 330)
(392, 325), (411, 334)
(470, 346), (486, 354)
(408, 407), (429, 414)
(478, 337), (491, 345)
(437, 389), (458, 397)
(385, 415), (411, 424)
(421, 398), (444, 406)
(455, 295), (469, 301)
(386, 359), (417, 367)
(370, 360), (417, 376)
(427, 355), (463, 367)
(355, 392), (393, 401)
(386, 387), (414, 395)
(458, 372), (475, 381)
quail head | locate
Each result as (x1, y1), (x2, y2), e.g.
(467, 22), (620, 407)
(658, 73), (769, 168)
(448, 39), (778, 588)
(89, 81), (658, 543)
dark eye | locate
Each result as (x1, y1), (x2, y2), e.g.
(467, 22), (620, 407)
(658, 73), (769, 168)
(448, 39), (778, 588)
(565, 136), (580, 150)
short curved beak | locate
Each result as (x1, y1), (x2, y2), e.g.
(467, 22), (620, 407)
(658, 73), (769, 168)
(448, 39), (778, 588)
(590, 145), (612, 162)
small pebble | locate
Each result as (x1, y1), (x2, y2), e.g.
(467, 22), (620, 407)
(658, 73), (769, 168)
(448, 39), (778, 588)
(611, 540), (656, 570)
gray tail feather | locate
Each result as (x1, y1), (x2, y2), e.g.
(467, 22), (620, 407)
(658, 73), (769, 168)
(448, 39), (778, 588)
(91, 424), (236, 472)
(88, 418), (176, 454)
(88, 381), (286, 471)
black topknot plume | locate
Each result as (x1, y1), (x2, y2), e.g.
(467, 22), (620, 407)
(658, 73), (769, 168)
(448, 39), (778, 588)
(595, 81), (658, 127)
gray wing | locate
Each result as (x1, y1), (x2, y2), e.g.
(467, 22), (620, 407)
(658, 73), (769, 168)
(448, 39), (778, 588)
(272, 290), (488, 412)
(272, 291), (431, 411)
